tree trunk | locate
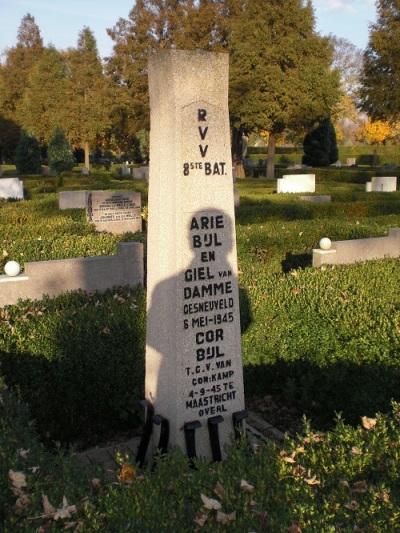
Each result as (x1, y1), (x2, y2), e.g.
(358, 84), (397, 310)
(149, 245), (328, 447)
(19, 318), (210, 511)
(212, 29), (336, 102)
(84, 141), (90, 172)
(267, 132), (276, 180)
(231, 127), (245, 179)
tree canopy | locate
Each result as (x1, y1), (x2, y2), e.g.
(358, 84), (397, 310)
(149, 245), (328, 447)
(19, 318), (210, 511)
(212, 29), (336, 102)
(228, 0), (340, 176)
(360, 0), (400, 120)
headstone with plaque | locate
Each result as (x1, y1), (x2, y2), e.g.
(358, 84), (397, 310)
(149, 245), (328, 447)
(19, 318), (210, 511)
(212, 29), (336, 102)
(144, 50), (246, 462)
(86, 190), (142, 234)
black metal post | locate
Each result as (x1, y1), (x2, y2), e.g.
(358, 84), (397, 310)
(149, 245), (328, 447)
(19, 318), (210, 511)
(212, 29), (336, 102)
(207, 415), (224, 461)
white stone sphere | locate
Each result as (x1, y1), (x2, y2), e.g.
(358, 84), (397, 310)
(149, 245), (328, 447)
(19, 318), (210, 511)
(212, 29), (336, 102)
(319, 237), (332, 250)
(4, 260), (21, 277)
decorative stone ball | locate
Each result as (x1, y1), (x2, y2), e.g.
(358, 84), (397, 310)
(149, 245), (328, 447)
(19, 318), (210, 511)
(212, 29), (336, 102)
(4, 260), (21, 277)
(319, 237), (332, 250)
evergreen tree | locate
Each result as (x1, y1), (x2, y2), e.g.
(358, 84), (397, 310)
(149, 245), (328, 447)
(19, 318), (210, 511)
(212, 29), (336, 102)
(360, 0), (400, 119)
(64, 27), (111, 171)
(229, 0), (340, 178)
(0, 14), (43, 120)
(106, 0), (224, 146)
(19, 46), (68, 144)
(302, 118), (338, 167)
(15, 130), (41, 174)
(48, 127), (75, 174)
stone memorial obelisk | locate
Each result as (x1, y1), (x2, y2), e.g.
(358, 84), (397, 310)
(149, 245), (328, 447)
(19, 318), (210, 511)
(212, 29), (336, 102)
(145, 50), (245, 460)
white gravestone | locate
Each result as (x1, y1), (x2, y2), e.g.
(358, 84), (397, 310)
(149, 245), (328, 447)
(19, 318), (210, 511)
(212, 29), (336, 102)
(0, 178), (24, 200)
(86, 191), (142, 234)
(277, 174), (315, 193)
(367, 176), (397, 192)
(146, 50), (245, 460)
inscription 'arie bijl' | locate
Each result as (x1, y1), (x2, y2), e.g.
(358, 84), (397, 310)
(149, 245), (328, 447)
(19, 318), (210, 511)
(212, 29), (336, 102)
(183, 109), (227, 177)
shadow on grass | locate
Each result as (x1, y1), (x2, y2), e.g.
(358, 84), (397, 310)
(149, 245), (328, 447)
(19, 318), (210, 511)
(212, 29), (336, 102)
(244, 358), (400, 431)
(236, 197), (400, 225)
(281, 252), (312, 272)
(0, 287), (146, 448)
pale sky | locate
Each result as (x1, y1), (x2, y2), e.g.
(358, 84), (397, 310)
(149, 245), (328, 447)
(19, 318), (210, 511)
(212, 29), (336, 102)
(0, 0), (377, 60)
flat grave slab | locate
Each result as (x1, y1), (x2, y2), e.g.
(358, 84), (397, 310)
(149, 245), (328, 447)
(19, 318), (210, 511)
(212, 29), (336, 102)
(299, 195), (331, 203)
(86, 191), (142, 234)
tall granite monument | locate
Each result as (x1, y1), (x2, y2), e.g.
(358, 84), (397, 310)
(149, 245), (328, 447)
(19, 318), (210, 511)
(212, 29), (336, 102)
(145, 50), (245, 460)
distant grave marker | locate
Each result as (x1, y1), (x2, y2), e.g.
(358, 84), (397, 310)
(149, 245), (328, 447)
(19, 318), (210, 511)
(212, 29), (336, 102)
(144, 50), (246, 461)
(277, 174), (315, 193)
(0, 178), (24, 200)
(86, 191), (142, 234)
(366, 176), (397, 192)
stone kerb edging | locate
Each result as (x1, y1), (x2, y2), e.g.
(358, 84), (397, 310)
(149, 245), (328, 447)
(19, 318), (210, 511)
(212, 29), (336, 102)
(313, 228), (400, 267)
(277, 174), (315, 193)
(0, 242), (143, 307)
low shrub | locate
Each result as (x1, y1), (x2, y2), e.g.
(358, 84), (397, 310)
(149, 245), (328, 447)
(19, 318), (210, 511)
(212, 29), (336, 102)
(2, 383), (400, 531)
(0, 287), (146, 445)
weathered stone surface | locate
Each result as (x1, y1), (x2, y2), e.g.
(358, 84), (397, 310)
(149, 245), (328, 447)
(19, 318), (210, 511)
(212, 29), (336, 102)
(0, 177), (24, 200)
(146, 50), (245, 459)
(59, 190), (88, 210)
(0, 242), (143, 307)
(132, 166), (149, 180)
(366, 176), (397, 192)
(346, 157), (356, 166)
(299, 195), (331, 203)
(365, 181), (372, 192)
(277, 174), (315, 193)
(87, 191), (142, 234)
(313, 228), (400, 267)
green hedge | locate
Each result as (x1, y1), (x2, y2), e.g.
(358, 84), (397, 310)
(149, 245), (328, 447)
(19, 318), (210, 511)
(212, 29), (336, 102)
(2, 382), (400, 531)
(0, 287), (146, 444)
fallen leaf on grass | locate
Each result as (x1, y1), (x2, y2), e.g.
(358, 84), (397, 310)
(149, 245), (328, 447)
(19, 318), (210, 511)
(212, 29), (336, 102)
(361, 416), (376, 430)
(351, 480), (368, 494)
(9, 470), (27, 490)
(14, 493), (31, 515)
(118, 464), (136, 484)
(351, 447), (362, 456)
(303, 433), (323, 444)
(344, 500), (359, 511)
(53, 496), (77, 521)
(216, 510), (236, 524)
(194, 512), (208, 527)
(240, 479), (255, 493)
(200, 493), (221, 510)
(213, 481), (225, 500)
(304, 475), (321, 486)
(42, 494), (56, 516)
(280, 451), (296, 464)
(379, 491), (390, 503)
(292, 465), (306, 478)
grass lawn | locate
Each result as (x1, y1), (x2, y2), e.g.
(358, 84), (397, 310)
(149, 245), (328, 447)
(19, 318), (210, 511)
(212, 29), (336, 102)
(1, 171), (400, 529)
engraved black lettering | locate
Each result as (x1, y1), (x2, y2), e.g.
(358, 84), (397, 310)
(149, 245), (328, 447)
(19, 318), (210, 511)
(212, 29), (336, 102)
(199, 145), (209, 158)
(198, 108), (207, 121)
(198, 126), (208, 140)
